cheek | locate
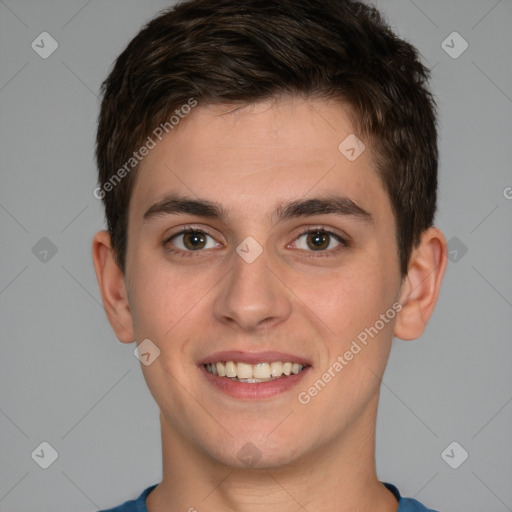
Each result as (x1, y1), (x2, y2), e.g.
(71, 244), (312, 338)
(297, 264), (397, 416)
(127, 256), (211, 340)
(295, 259), (395, 338)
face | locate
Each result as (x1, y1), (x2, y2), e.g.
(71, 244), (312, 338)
(122, 97), (404, 468)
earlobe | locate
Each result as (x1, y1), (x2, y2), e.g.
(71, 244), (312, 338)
(394, 227), (448, 341)
(91, 230), (135, 343)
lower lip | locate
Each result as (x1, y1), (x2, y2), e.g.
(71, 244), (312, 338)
(200, 365), (310, 400)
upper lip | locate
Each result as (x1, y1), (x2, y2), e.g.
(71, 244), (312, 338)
(198, 350), (312, 366)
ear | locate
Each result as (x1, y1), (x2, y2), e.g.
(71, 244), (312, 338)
(92, 230), (134, 343)
(394, 227), (448, 341)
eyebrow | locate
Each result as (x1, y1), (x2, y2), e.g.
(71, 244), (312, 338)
(143, 193), (372, 224)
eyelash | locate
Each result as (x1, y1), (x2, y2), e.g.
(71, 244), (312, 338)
(163, 225), (349, 259)
(292, 227), (349, 257)
(163, 225), (217, 259)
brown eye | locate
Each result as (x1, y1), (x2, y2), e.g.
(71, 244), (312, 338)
(182, 231), (207, 250)
(290, 228), (348, 255)
(306, 231), (330, 250)
(166, 229), (218, 252)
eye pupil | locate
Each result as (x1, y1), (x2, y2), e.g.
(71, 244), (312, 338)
(307, 231), (329, 250)
(184, 231), (206, 250)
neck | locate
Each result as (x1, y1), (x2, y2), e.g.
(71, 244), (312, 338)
(147, 393), (398, 512)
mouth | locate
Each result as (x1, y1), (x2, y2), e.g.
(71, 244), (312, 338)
(204, 360), (306, 383)
(198, 351), (311, 399)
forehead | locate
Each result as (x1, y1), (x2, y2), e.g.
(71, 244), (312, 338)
(129, 96), (390, 226)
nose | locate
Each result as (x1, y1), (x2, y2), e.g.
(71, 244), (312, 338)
(212, 244), (292, 332)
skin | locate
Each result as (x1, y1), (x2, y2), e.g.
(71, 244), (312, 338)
(92, 96), (447, 512)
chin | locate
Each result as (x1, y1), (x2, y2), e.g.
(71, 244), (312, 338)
(203, 431), (307, 471)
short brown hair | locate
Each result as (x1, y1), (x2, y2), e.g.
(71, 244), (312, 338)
(95, 0), (438, 276)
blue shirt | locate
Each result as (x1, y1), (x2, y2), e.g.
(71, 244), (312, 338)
(98, 482), (439, 511)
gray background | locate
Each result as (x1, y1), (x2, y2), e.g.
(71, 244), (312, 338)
(0, 1), (511, 511)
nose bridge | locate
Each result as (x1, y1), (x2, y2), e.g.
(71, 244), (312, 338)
(212, 243), (291, 331)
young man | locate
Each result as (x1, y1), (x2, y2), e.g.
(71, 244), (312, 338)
(92, 0), (447, 510)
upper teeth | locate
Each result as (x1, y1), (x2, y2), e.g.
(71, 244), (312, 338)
(205, 361), (304, 380)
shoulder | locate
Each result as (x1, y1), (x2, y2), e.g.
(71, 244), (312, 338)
(383, 482), (440, 512)
(98, 484), (158, 512)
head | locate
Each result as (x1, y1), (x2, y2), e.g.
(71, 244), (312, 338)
(93, 0), (447, 470)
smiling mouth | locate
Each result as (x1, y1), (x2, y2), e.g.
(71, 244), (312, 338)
(204, 361), (306, 383)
